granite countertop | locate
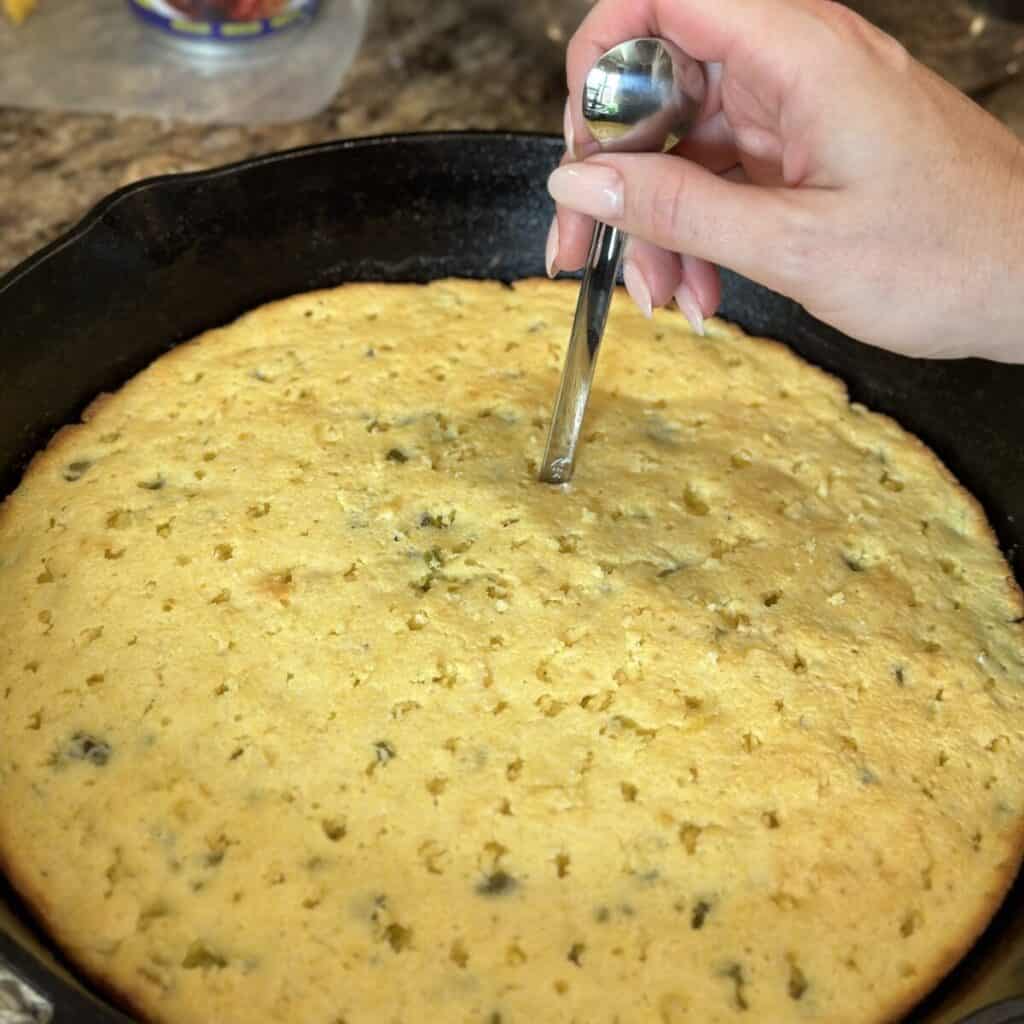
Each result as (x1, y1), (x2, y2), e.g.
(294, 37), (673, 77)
(1, 0), (1023, 275)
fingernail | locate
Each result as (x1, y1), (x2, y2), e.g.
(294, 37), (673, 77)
(563, 97), (577, 160)
(545, 217), (560, 279)
(675, 283), (706, 336)
(623, 260), (652, 319)
(547, 164), (623, 220)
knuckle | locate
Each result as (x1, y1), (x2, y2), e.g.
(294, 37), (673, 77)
(817, 0), (870, 40)
(874, 32), (911, 74)
(818, 1), (909, 72)
(775, 200), (821, 285)
(647, 170), (694, 250)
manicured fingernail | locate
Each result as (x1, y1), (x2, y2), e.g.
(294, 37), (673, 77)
(545, 217), (560, 279)
(547, 164), (623, 220)
(675, 283), (706, 336)
(623, 260), (652, 319)
(563, 97), (577, 161)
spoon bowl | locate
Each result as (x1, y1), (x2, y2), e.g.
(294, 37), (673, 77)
(583, 37), (706, 153)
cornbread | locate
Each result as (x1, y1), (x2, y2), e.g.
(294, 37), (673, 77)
(1, 278), (1022, 1024)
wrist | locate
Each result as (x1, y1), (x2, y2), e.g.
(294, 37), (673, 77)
(979, 140), (1024, 362)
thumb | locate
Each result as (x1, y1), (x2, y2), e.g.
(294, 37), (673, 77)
(547, 153), (806, 295)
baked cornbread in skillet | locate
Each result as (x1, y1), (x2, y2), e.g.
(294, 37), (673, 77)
(1, 279), (1022, 1023)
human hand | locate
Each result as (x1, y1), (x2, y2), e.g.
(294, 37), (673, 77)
(546, 0), (1024, 361)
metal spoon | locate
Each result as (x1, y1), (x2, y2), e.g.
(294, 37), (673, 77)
(538, 37), (706, 485)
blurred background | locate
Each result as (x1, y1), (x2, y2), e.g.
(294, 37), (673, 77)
(0, 0), (1023, 275)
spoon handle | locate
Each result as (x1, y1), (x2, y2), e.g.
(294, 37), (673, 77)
(539, 221), (625, 484)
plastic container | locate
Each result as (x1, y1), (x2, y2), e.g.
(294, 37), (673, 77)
(127, 0), (320, 57)
(0, 0), (369, 124)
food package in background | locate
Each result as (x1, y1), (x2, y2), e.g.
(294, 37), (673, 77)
(127, 0), (319, 45)
(3, 0), (37, 24)
(159, 0), (291, 15)
(0, 0), (369, 124)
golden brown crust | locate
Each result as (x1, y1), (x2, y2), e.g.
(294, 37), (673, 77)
(1, 278), (1022, 1024)
(0, 840), (168, 1024)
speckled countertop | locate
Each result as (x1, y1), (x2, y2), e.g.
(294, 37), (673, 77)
(1, 0), (1023, 275)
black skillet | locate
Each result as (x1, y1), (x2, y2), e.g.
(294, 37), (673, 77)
(0, 133), (1022, 1024)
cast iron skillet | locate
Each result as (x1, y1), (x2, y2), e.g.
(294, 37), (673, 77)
(0, 133), (1022, 1024)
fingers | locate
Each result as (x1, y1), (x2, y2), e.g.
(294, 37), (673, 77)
(547, 138), (730, 330)
(567, 0), (762, 89)
(562, 96), (599, 163)
(547, 152), (800, 293)
(620, 240), (721, 335)
(547, 218), (721, 336)
(548, 208), (596, 277)
(678, 253), (722, 334)
(548, 219), (720, 335)
(546, 149), (598, 276)
(564, 0), (805, 158)
(623, 238), (681, 315)
(552, 101), (743, 276)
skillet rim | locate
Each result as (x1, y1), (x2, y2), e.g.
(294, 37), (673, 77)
(0, 131), (564, 294)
